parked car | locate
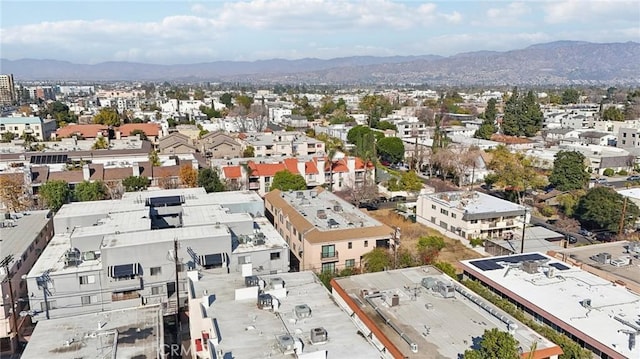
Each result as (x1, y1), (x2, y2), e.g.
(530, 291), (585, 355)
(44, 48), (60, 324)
(579, 228), (594, 237)
(627, 175), (640, 181)
(595, 232), (614, 242)
(566, 235), (578, 244)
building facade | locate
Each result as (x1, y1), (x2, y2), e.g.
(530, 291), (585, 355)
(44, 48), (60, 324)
(0, 74), (16, 105)
(264, 188), (393, 272)
(0, 117), (57, 141)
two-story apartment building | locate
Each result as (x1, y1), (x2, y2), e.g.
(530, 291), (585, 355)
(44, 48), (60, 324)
(264, 188), (393, 272)
(198, 131), (242, 159)
(239, 131), (325, 157)
(25, 189), (289, 323)
(0, 210), (54, 356)
(416, 191), (528, 240)
(0, 117), (57, 141)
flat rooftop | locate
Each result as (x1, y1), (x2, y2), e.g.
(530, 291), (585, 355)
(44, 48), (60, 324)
(21, 305), (163, 359)
(0, 210), (50, 280)
(280, 189), (382, 231)
(552, 240), (640, 291)
(333, 267), (559, 359)
(460, 252), (640, 359)
(189, 270), (381, 358)
(428, 191), (526, 219)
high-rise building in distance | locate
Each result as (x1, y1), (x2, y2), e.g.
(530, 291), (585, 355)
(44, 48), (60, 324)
(0, 74), (16, 105)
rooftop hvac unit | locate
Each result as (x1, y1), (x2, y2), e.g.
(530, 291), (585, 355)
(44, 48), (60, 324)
(581, 298), (591, 308)
(316, 209), (327, 219)
(294, 304), (312, 319)
(390, 294), (400, 306)
(421, 277), (438, 290)
(593, 252), (612, 264)
(521, 260), (539, 274)
(333, 204), (342, 212)
(310, 327), (328, 344)
(83, 251), (96, 261)
(257, 293), (273, 310)
(437, 282), (455, 298)
(546, 267), (556, 278)
(245, 275), (260, 287)
(64, 248), (82, 267)
(276, 334), (295, 353)
(296, 191), (305, 199)
(270, 277), (285, 289)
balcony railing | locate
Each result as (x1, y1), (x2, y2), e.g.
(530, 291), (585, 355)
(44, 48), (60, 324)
(249, 182), (260, 190)
(320, 251), (339, 262)
(112, 291), (140, 302)
(488, 222), (497, 228)
(506, 220), (514, 226)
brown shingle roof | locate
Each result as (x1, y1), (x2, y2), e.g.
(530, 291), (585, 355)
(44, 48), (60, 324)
(118, 123), (161, 137)
(56, 124), (108, 139)
(47, 170), (84, 183)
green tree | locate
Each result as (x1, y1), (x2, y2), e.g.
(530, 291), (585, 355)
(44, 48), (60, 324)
(487, 146), (547, 204)
(574, 187), (640, 232)
(475, 98), (498, 140)
(93, 108), (120, 126)
(556, 190), (585, 217)
(220, 93), (233, 108)
(548, 151), (590, 191)
(1, 131), (15, 142)
(199, 104), (221, 119)
(130, 129), (148, 140)
(39, 180), (70, 212)
(463, 328), (520, 359)
(561, 88), (581, 104)
(502, 88), (543, 137)
(148, 150), (160, 166)
(122, 176), (150, 192)
(417, 235), (446, 251)
(359, 94), (394, 128)
(376, 137), (404, 163)
(602, 106), (624, 121)
(399, 171), (423, 192)
(197, 168), (225, 193)
(347, 125), (375, 145)
(242, 145), (255, 158)
(522, 90), (543, 137)
(270, 170), (307, 191)
(376, 120), (397, 131)
(603, 168), (615, 177)
(91, 137), (109, 150)
(362, 247), (392, 272)
(74, 180), (108, 201)
(318, 96), (337, 116)
(235, 94), (254, 110)
(435, 261), (457, 278)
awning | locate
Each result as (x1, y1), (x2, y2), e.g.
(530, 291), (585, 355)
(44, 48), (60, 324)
(108, 263), (140, 278)
(199, 254), (223, 266)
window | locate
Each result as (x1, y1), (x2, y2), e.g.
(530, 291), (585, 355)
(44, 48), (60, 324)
(81, 295), (97, 305)
(439, 221), (448, 230)
(431, 204), (436, 210)
(79, 275), (96, 285)
(238, 256), (251, 264)
(270, 252), (280, 260)
(321, 262), (335, 273)
(348, 242), (352, 249)
(624, 133), (627, 137)
(431, 216), (436, 223)
(471, 220), (478, 224)
(345, 259), (355, 268)
(150, 267), (162, 276)
(364, 240), (369, 248)
(321, 245), (336, 258)
(440, 208), (448, 215)
(451, 213), (456, 219)
(151, 286), (162, 295)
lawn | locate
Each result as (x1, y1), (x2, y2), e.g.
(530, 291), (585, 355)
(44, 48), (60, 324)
(368, 208), (483, 265)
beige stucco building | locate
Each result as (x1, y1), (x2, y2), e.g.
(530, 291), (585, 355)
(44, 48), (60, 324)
(264, 188), (393, 272)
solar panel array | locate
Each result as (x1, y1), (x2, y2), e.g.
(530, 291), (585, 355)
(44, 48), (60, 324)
(30, 154), (68, 164)
(469, 253), (548, 271)
(549, 262), (571, 271)
(146, 195), (183, 207)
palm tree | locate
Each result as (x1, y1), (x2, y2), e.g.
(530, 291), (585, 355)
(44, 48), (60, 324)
(327, 148), (337, 192)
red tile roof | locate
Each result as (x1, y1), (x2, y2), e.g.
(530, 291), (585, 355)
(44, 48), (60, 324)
(56, 124), (108, 139)
(223, 166), (242, 179)
(119, 123), (161, 137)
(248, 161), (289, 177)
(305, 160), (318, 174)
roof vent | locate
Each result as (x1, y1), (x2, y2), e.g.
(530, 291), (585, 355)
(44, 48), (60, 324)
(294, 304), (312, 319)
(327, 218), (339, 229)
(333, 204), (342, 212)
(257, 293), (273, 310)
(316, 209), (327, 219)
(276, 334), (295, 353)
(310, 327), (328, 344)
(270, 277), (285, 289)
(296, 191), (304, 199)
(581, 298), (591, 308)
(245, 275), (260, 287)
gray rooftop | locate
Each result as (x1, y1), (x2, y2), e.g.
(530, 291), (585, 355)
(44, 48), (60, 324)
(428, 191), (526, 219)
(0, 210), (51, 280)
(21, 305), (163, 359)
(333, 267), (558, 359)
(188, 270), (381, 358)
(279, 189), (382, 231)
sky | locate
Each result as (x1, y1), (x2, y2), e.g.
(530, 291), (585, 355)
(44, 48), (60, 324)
(1, 0), (639, 64)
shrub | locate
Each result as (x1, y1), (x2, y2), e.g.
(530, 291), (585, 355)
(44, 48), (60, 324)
(603, 168), (615, 177)
(617, 169), (628, 176)
(540, 205), (555, 217)
(469, 237), (484, 248)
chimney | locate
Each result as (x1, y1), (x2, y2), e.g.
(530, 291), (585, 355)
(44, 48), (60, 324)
(82, 164), (91, 181)
(347, 156), (356, 173)
(316, 156), (325, 183)
(132, 162), (140, 177)
(297, 158), (306, 177)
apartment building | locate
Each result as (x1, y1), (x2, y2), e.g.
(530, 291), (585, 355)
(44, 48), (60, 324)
(25, 189), (289, 322)
(0, 74), (16, 105)
(264, 188), (393, 272)
(0, 116), (57, 141)
(239, 131), (325, 157)
(198, 131), (242, 159)
(416, 191), (528, 240)
(219, 155), (374, 196)
(0, 210), (54, 356)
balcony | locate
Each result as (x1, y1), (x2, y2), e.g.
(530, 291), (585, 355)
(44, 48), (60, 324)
(320, 251), (339, 262)
(249, 182), (260, 190)
(111, 291), (139, 302)
(506, 220), (515, 226)
(488, 222), (497, 228)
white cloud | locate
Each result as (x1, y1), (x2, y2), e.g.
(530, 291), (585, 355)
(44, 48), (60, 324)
(543, 0), (640, 24)
(487, 2), (530, 19)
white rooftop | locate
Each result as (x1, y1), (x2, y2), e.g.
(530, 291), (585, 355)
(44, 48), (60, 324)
(429, 191), (526, 216)
(189, 270), (381, 358)
(0, 210), (51, 280)
(460, 252), (640, 359)
(21, 305), (163, 359)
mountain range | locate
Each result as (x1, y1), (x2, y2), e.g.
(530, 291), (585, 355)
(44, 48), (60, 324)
(1, 41), (639, 85)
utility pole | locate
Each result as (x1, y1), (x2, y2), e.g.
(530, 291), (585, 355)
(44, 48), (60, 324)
(173, 237), (181, 348)
(1, 255), (19, 345)
(618, 197), (628, 236)
(520, 208), (528, 254)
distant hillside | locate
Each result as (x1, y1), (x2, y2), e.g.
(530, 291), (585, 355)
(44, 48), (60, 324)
(1, 41), (639, 85)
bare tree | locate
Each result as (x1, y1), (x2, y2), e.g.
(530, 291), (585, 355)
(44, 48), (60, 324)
(104, 180), (124, 200)
(342, 172), (379, 205)
(450, 146), (482, 187)
(431, 147), (456, 182)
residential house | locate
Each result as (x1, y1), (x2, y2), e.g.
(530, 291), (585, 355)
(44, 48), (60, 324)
(158, 132), (197, 155)
(416, 190), (528, 240)
(264, 188), (393, 272)
(54, 124), (109, 140)
(198, 131), (242, 159)
(116, 123), (162, 145)
(490, 134), (537, 150)
(239, 131), (325, 157)
(1, 117), (57, 141)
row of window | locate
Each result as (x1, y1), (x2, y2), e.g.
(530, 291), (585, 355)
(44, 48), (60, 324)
(432, 204), (457, 219)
